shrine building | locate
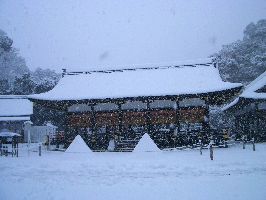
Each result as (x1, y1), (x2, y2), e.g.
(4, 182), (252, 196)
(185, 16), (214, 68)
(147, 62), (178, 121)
(29, 61), (242, 151)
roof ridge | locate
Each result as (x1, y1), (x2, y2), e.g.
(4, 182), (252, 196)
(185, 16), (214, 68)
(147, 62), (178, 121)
(62, 62), (214, 76)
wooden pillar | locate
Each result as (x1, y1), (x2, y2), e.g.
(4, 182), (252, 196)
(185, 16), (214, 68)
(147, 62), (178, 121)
(204, 103), (210, 134)
(255, 102), (259, 140)
(210, 144), (214, 160)
(117, 102), (123, 136)
(175, 98), (180, 133)
(90, 103), (96, 134)
(235, 116), (239, 136)
(64, 111), (70, 148)
(146, 99), (151, 135)
(239, 115), (243, 135)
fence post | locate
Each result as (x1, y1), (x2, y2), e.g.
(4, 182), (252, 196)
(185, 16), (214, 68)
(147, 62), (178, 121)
(12, 140), (14, 157)
(199, 139), (202, 155)
(252, 138), (255, 151)
(242, 135), (246, 149)
(39, 144), (42, 156)
(16, 142), (18, 157)
(210, 144), (213, 160)
(5, 146), (7, 156)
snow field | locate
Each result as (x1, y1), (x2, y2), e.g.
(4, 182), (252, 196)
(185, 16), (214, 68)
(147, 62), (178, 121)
(0, 143), (266, 200)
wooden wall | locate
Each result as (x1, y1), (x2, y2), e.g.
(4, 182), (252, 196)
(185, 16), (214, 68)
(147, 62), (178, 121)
(67, 107), (206, 128)
(68, 113), (92, 127)
(179, 107), (205, 123)
(150, 110), (176, 125)
(122, 111), (146, 126)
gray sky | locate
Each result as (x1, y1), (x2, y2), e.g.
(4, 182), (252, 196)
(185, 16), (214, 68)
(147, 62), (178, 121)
(0, 0), (266, 72)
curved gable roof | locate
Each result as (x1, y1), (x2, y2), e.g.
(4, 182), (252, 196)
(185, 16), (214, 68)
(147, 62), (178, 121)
(30, 63), (242, 101)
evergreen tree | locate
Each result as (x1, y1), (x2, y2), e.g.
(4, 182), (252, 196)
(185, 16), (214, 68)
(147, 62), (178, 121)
(0, 79), (11, 95)
(32, 67), (60, 94)
(34, 81), (56, 94)
(0, 29), (29, 86)
(13, 73), (36, 95)
(212, 19), (266, 85)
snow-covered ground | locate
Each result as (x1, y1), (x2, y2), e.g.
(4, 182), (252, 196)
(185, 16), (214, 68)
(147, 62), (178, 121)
(1, 143), (266, 200)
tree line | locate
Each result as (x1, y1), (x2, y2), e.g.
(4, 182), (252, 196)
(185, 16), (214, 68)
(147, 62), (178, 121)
(0, 30), (60, 95)
(1, 19), (265, 129)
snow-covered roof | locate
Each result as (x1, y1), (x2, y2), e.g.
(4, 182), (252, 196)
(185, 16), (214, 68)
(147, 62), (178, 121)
(240, 71), (266, 99)
(0, 95), (33, 121)
(29, 63), (242, 101)
(0, 131), (21, 137)
(0, 116), (31, 122)
(222, 71), (266, 111)
(221, 97), (239, 111)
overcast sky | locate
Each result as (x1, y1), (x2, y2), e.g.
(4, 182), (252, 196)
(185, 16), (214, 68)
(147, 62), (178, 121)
(0, 0), (266, 72)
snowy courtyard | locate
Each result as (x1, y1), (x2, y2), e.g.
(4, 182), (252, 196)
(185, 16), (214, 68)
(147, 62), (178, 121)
(0, 1), (266, 200)
(0, 143), (266, 200)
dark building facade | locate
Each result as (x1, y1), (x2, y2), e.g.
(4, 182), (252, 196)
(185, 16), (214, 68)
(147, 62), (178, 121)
(224, 71), (266, 142)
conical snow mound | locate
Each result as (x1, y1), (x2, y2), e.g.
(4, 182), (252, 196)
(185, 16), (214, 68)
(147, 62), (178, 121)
(134, 133), (161, 152)
(66, 135), (92, 153)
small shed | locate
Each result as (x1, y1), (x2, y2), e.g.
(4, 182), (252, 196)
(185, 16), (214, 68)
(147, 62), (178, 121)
(0, 95), (33, 138)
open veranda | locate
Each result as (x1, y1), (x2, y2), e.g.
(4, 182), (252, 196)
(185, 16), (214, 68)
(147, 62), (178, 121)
(0, 142), (266, 200)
